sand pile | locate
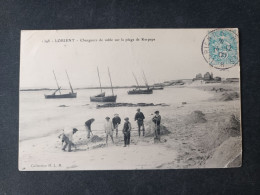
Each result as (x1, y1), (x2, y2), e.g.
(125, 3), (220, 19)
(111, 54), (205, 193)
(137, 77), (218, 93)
(205, 136), (242, 168)
(75, 138), (88, 146)
(224, 114), (241, 137)
(145, 124), (171, 137)
(186, 110), (207, 124)
(200, 114), (240, 152)
(58, 105), (69, 107)
(220, 92), (239, 101)
(75, 135), (103, 145)
(216, 114), (241, 139)
(90, 135), (103, 143)
(199, 113), (241, 168)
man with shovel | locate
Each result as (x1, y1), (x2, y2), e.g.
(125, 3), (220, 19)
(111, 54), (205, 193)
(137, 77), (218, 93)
(59, 128), (78, 152)
(152, 111), (161, 143)
(85, 118), (95, 138)
(122, 117), (131, 147)
(135, 108), (145, 137)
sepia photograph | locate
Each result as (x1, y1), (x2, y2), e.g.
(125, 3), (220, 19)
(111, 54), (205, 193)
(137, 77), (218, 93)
(19, 29), (241, 170)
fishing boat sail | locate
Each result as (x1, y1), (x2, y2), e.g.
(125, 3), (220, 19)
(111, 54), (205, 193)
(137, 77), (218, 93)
(90, 67), (117, 102)
(44, 70), (77, 99)
(127, 71), (153, 95)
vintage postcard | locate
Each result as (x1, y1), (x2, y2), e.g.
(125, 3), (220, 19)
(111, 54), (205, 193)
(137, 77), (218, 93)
(19, 29), (241, 170)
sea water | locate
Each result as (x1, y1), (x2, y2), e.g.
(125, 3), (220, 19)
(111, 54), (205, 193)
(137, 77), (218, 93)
(19, 87), (212, 141)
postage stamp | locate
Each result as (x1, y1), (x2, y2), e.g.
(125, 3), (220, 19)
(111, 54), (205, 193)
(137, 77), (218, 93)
(201, 29), (239, 69)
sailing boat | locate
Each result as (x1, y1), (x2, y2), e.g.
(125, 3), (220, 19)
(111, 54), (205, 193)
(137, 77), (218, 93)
(92, 67), (105, 98)
(44, 70), (77, 99)
(90, 67), (117, 102)
(127, 71), (153, 95)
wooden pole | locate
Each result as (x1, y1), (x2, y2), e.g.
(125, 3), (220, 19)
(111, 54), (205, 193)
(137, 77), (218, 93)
(97, 67), (102, 93)
(65, 70), (74, 93)
(108, 67), (114, 96)
(132, 72), (140, 88)
(53, 70), (61, 94)
(142, 70), (149, 88)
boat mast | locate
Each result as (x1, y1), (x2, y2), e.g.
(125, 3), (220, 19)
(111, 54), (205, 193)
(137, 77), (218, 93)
(108, 67), (114, 96)
(97, 67), (102, 93)
(65, 70), (74, 93)
(53, 70), (61, 94)
(142, 70), (149, 88)
(132, 72), (140, 89)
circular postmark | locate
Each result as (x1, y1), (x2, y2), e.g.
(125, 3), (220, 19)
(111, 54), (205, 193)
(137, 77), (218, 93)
(201, 29), (239, 70)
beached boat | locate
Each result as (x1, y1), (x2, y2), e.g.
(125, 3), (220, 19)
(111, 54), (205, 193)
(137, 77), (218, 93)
(45, 92), (77, 99)
(90, 67), (117, 102)
(128, 88), (153, 94)
(127, 71), (153, 95)
(151, 86), (164, 90)
(44, 70), (77, 99)
(90, 95), (117, 102)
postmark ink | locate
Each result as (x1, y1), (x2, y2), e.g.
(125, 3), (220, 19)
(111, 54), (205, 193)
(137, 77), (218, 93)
(201, 29), (239, 70)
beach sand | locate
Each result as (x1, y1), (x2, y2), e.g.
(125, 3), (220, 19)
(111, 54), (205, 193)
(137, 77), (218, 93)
(19, 82), (241, 170)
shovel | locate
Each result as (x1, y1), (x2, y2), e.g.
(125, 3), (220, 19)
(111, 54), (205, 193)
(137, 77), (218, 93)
(154, 122), (160, 143)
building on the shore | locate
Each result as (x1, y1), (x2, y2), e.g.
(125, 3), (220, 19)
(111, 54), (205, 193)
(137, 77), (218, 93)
(193, 72), (221, 82)
(204, 72), (214, 81)
(196, 73), (203, 80)
(193, 72), (213, 81)
(193, 73), (203, 81)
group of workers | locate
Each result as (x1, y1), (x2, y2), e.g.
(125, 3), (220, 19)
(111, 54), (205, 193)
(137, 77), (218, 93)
(59, 108), (162, 152)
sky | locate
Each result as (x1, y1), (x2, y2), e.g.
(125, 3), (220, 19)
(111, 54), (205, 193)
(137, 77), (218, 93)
(20, 29), (240, 89)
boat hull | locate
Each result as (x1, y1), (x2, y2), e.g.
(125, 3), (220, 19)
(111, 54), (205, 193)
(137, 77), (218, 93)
(44, 93), (77, 99)
(127, 89), (153, 95)
(95, 92), (105, 97)
(90, 95), (117, 102)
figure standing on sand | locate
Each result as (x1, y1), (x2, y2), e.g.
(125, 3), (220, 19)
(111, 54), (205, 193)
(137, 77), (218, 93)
(112, 114), (121, 138)
(85, 118), (95, 138)
(152, 111), (161, 141)
(59, 128), (78, 152)
(104, 117), (114, 145)
(122, 117), (131, 147)
(135, 108), (145, 137)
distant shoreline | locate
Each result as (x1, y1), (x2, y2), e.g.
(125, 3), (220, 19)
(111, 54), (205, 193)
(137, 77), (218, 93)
(19, 78), (239, 91)
(20, 86), (152, 91)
